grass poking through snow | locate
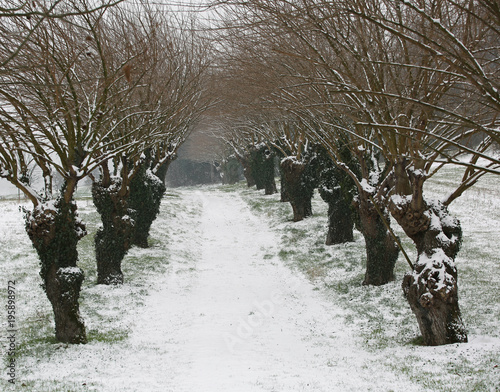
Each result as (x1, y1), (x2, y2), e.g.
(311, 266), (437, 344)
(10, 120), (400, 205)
(235, 167), (500, 392)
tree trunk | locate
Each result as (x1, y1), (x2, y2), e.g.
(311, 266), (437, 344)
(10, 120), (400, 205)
(356, 198), (399, 285)
(280, 157), (316, 222)
(129, 167), (166, 248)
(391, 196), (468, 345)
(235, 152), (256, 187)
(92, 178), (133, 285)
(25, 197), (87, 343)
(251, 144), (277, 195)
(324, 195), (354, 245)
(317, 143), (358, 245)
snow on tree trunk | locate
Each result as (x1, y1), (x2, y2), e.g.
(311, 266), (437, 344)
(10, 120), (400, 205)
(92, 178), (133, 285)
(25, 198), (87, 343)
(391, 195), (468, 345)
(356, 197), (399, 286)
(129, 167), (166, 248)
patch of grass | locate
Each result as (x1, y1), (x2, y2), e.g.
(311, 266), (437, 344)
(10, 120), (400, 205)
(87, 329), (128, 343)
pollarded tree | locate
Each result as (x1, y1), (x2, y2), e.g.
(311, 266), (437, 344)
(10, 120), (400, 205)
(127, 12), (213, 248)
(91, 4), (212, 280)
(0, 1), (156, 343)
(216, 0), (499, 345)
(316, 139), (359, 245)
(259, 118), (319, 222)
(221, 126), (277, 194)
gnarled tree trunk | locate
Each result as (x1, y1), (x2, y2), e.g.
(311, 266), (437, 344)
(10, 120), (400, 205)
(391, 195), (467, 345)
(25, 197), (87, 343)
(324, 192), (355, 245)
(250, 144), (277, 195)
(317, 148), (357, 245)
(280, 157), (315, 222)
(92, 178), (133, 285)
(234, 151), (256, 187)
(356, 197), (399, 286)
(129, 166), (166, 248)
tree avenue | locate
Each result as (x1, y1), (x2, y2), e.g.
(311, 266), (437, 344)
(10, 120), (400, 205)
(0, 0), (498, 349)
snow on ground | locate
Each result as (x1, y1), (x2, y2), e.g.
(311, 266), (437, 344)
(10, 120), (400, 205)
(0, 179), (498, 391)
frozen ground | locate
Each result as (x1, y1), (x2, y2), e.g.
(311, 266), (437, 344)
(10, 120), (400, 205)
(0, 170), (499, 391)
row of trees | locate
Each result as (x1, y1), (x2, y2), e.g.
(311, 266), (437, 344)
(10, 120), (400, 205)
(212, 0), (499, 346)
(0, 0), (497, 348)
(0, 1), (211, 343)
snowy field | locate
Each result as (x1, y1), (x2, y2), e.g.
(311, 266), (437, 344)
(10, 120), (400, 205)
(0, 167), (499, 391)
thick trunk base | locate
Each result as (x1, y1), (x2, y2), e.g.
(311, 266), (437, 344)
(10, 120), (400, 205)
(92, 180), (132, 284)
(391, 196), (468, 345)
(95, 229), (126, 285)
(325, 200), (354, 245)
(47, 265), (87, 343)
(403, 270), (467, 345)
(129, 168), (166, 248)
(25, 197), (87, 344)
(280, 156), (316, 222)
(251, 145), (277, 194)
(358, 202), (399, 286)
(291, 199), (313, 222)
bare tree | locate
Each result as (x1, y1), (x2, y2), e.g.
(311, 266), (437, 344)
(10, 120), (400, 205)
(0, 1), (161, 342)
(215, 0), (401, 284)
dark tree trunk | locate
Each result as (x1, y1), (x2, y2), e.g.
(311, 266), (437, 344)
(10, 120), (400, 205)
(391, 196), (467, 345)
(25, 197), (87, 343)
(219, 156), (242, 185)
(155, 160), (172, 186)
(317, 147), (357, 245)
(235, 152), (256, 187)
(356, 198), (399, 286)
(324, 197), (354, 245)
(250, 144), (277, 195)
(92, 178), (133, 285)
(129, 166), (166, 248)
(280, 157), (316, 222)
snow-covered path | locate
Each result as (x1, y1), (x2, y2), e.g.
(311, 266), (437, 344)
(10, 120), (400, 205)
(119, 189), (420, 392)
(5, 178), (499, 391)
(9, 187), (425, 391)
